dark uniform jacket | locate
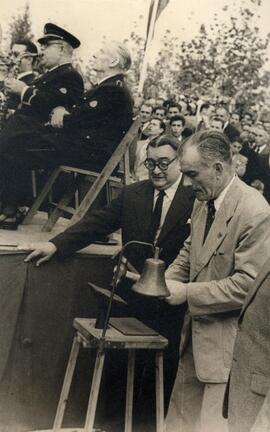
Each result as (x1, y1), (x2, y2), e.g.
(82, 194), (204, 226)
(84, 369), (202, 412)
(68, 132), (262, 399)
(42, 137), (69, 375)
(7, 71), (37, 111)
(18, 63), (84, 123)
(58, 73), (133, 170)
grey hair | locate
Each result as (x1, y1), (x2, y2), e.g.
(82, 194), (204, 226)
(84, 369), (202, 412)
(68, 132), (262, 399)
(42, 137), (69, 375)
(110, 41), (132, 71)
(179, 129), (233, 166)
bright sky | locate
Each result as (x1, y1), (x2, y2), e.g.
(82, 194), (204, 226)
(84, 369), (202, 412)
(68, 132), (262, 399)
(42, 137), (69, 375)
(1, 0), (270, 67)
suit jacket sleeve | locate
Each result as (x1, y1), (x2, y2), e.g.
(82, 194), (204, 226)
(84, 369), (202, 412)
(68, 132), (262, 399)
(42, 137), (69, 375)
(50, 190), (123, 257)
(21, 70), (84, 119)
(188, 212), (270, 315)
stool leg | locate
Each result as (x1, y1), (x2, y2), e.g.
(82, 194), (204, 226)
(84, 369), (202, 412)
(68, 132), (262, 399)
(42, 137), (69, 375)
(53, 334), (81, 431)
(84, 348), (106, 432)
(155, 351), (164, 432)
(125, 349), (135, 432)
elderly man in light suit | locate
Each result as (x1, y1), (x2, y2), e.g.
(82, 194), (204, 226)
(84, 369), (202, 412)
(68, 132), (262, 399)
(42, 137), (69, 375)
(225, 257), (270, 432)
(164, 130), (270, 432)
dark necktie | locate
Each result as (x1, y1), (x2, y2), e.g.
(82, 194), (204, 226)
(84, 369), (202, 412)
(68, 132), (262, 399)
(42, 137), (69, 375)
(149, 190), (166, 243)
(203, 199), (216, 243)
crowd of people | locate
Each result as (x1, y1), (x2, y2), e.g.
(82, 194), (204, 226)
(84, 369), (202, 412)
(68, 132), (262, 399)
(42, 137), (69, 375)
(0, 20), (269, 432)
(131, 96), (270, 203)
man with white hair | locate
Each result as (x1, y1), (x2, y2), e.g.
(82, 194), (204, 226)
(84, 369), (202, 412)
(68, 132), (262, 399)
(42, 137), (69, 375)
(49, 40), (133, 171)
(0, 40), (133, 229)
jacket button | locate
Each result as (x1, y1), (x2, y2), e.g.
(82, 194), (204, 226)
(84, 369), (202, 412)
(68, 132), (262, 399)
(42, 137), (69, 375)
(86, 136), (90, 139)
(22, 338), (33, 348)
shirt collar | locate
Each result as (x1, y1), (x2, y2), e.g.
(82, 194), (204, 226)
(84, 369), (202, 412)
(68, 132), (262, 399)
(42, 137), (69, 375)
(97, 73), (122, 85)
(154, 174), (182, 201)
(17, 71), (33, 80)
(47, 62), (71, 72)
(213, 175), (235, 211)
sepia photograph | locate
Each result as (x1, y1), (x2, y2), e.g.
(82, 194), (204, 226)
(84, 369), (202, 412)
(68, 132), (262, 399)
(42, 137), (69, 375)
(0, 0), (269, 431)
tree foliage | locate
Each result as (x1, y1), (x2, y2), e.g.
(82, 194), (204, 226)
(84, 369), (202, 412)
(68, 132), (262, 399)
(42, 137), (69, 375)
(140, 0), (270, 110)
(8, 3), (33, 47)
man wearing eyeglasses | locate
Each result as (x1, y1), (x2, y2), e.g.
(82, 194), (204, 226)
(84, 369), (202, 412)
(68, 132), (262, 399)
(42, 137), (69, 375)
(6, 39), (38, 113)
(23, 134), (195, 411)
(0, 23), (84, 228)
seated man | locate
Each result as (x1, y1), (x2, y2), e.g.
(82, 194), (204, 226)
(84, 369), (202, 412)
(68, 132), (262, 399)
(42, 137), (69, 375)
(50, 41), (134, 171)
(23, 134), (195, 410)
(0, 23), (84, 228)
(6, 39), (39, 114)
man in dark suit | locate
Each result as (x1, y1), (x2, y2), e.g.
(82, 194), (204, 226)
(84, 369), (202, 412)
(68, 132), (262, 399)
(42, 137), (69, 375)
(23, 134), (195, 410)
(216, 106), (240, 142)
(6, 39), (39, 112)
(0, 23), (84, 227)
(225, 258), (270, 432)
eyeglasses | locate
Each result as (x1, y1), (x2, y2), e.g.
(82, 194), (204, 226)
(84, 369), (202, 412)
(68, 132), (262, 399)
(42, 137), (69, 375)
(144, 157), (176, 172)
(42, 42), (63, 49)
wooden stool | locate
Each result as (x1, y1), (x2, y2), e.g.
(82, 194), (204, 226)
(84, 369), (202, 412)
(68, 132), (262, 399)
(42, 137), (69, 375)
(31, 317), (167, 432)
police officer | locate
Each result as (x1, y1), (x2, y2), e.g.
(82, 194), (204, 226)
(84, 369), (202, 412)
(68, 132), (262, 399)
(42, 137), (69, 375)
(0, 23), (84, 228)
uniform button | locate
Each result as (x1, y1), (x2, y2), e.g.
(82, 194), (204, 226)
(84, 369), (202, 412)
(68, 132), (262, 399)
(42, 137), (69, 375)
(22, 338), (33, 348)
(83, 97), (87, 100)
(86, 136), (90, 139)
(72, 104), (76, 108)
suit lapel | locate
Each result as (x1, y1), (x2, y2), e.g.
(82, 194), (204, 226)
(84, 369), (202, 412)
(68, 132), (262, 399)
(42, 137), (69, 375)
(157, 182), (193, 244)
(191, 178), (240, 281)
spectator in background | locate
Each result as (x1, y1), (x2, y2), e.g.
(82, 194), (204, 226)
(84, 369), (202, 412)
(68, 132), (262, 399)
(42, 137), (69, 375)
(250, 179), (265, 195)
(153, 105), (167, 121)
(230, 112), (241, 131)
(216, 106), (240, 142)
(253, 128), (270, 155)
(232, 153), (248, 178)
(137, 102), (153, 139)
(169, 115), (186, 142)
(242, 112), (253, 127)
(210, 116), (224, 131)
(132, 117), (165, 181)
(230, 137), (243, 156)
(167, 103), (182, 120)
(260, 111), (270, 134)
(196, 102), (215, 131)
(133, 91), (144, 115)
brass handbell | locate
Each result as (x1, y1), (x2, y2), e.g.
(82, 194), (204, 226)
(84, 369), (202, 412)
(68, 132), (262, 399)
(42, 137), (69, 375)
(132, 248), (170, 298)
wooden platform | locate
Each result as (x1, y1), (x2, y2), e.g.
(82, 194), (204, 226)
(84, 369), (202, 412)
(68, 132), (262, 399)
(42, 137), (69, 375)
(0, 211), (120, 257)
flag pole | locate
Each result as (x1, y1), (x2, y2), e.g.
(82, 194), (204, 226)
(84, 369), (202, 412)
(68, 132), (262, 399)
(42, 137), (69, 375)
(138, 0), (159, 94)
